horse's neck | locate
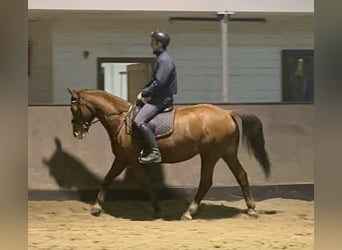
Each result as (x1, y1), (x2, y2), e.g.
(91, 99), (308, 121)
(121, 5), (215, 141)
(84, 92), (128, 138)
(85, 92), (128, 117)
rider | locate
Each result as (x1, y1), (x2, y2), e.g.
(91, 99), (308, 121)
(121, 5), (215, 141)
(134, 30), (178, 164)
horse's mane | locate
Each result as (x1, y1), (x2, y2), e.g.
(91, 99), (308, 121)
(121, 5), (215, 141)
(80, 89), (131, 111)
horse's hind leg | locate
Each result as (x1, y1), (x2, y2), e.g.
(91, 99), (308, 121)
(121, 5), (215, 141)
(222, 152), (257, 215)
(91, 158), (127, 216)
(181, 153), (219, 220)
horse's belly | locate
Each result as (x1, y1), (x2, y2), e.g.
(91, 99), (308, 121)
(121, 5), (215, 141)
(161, 151), (198, 163)
(159, 141), (199, 163)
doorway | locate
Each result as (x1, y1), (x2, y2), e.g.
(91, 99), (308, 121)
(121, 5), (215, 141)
(97, 58), (154, 103)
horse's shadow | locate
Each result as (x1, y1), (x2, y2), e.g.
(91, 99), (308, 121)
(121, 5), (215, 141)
(43, 137), (180, 203)
(102, 200), (278, 221)
(43, 137), (102, 203)
(43, 137), (279, 220)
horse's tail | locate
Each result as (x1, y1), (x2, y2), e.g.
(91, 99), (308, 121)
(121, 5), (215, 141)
(231, 111), (271, 178)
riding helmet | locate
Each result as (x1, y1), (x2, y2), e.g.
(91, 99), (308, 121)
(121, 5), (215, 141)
(151, 30), (170, 47)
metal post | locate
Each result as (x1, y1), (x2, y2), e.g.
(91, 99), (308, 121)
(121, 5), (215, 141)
(218, 11), (234, 103)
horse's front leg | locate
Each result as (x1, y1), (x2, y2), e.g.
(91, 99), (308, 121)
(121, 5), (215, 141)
(91, 158), (127, 216)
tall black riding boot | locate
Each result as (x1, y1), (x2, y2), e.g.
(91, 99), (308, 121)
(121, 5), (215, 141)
(138, 123), (162, 164)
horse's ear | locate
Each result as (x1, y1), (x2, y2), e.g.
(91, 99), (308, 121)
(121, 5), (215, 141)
(67, 88), (78, 98)
(54, 137), (62, 150)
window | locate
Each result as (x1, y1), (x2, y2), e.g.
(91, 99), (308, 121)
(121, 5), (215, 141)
(282, 50), (314, 102)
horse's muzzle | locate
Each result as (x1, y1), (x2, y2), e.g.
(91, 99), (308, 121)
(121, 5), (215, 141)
(73, 131), (87, 140)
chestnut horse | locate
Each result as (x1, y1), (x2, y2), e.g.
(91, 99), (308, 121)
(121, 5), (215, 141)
(68, 88), (270, 220)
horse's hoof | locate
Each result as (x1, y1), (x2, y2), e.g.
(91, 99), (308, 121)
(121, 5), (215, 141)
(90, 207), (102, 216)
(153, 211), (162, 219)
(181, 213), (192, 220)
(247, 208), (259, 218)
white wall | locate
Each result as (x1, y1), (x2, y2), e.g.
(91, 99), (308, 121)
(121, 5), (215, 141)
(28, 0), (314, 13)
(227, 15), (313, 102)
(28, 20), (54, 104)
(28, 13), (313, 104)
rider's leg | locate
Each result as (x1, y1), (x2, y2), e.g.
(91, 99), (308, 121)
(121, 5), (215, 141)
(138, 123), (161, 163)
(133, 104), (162, 164)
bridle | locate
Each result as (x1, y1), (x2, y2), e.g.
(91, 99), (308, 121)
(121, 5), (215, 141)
(70, 100), (99, 131)
(70, 99), (127, 140)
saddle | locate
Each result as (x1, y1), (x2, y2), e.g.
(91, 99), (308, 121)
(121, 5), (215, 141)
(125, 103), (176, 139)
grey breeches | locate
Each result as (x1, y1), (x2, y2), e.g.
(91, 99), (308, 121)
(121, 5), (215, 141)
(133, 103), (160, 127)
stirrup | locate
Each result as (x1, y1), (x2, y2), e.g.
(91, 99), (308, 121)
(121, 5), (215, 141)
(138, 150), (162, 164)
(139, 157), (162, 164)
(139, 150), (146, 159)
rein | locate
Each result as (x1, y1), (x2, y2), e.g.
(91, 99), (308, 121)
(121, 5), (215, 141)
(101, 111), (127, 141)
(93, 111), (126, 126)
(90, 111), (128, 141)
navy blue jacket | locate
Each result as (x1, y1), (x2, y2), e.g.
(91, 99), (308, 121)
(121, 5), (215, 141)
(141, 49), (177, 106)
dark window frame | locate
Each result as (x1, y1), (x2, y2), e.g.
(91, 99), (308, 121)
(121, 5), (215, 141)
(281, 49), (314, 103)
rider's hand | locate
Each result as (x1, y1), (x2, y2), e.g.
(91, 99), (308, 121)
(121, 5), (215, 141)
(137, 92), (142, 100)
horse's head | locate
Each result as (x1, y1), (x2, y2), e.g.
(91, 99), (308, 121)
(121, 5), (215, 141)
(68, 88), (95, 140)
